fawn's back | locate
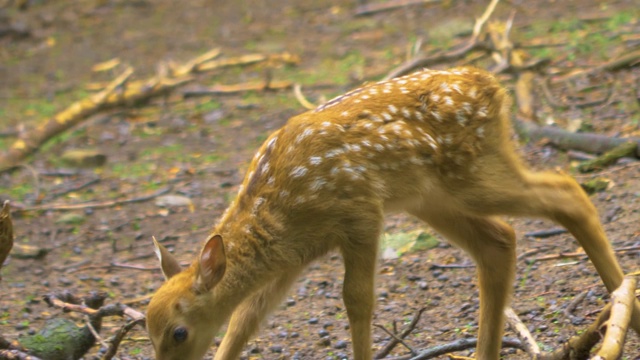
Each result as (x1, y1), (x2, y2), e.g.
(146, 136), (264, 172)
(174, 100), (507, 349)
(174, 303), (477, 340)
(217, 67), (514, 258)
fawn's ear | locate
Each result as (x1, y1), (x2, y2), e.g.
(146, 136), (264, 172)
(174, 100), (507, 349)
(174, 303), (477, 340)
(195, 234), (227, 293)
(152, 236), (183, 280)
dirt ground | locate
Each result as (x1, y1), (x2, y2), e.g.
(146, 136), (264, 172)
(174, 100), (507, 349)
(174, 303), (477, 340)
(1, 0), (640, 359)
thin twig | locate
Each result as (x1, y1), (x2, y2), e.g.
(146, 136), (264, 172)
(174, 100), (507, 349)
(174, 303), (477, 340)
(13, 186), (171, 212)
(563, 290), (589, 320)
(293, 84), (316, 110)
(504, 307), (541, 357)
(101, 318), (145, 360)
(354, 0), (440, 17)
(375, 307), (426, 359)
(374, 324), (418, 357)
(383, 337), (524, 360)
(85, 317), (109, 349)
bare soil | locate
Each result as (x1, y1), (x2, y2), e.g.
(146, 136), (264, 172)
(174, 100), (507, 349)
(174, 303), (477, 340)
(1, 0), (640, 359)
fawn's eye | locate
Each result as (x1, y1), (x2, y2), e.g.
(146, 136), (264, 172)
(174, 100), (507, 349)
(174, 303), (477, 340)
(173, 326), (188, 343)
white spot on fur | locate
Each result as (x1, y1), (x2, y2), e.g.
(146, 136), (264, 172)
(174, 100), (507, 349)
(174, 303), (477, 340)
(456, 110), (467, 126)
(252, 197), (265, 214)
(310, 156), (323, 165)
(468, 87), (477, 99)
(326, 148), (344, 158)
(477, 106), (488, 118)
(443, 96), (454, 106)
(402, 107), (411, 118)
(267, 136), (278, 150)
(290, 166), (308, 178)
(431, 110), (442, 122)
(462, 102), (473, 114)
(382, 112), (393, 121)
(310, 177), (327, 191)
(388, 105), (398, 114)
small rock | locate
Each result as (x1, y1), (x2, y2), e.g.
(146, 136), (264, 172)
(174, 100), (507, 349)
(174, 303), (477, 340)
(155, 195), (194, 211)
(333, 340), (348, 349)
(56, 213), (86, 225)
(308, 317), (319, 325)
(60, 149), (107, 168)
(318, 329), (329, 337)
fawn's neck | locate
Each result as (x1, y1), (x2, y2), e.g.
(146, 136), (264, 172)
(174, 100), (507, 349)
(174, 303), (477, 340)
(209, 202), (281, 303)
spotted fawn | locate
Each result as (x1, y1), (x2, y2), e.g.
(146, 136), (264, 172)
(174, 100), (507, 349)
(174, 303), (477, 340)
(146, 67), (640, 360)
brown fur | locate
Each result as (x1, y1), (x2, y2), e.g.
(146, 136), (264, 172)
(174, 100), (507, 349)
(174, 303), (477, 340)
(146, 67), (640, 360)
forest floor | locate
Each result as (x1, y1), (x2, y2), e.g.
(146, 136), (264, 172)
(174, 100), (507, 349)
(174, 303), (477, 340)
(1, 0), (640, 359)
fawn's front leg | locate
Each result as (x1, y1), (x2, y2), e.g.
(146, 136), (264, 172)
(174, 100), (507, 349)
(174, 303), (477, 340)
(340, 233), (380, 360)
(410, 208), (517, 360)
(214, 269), (302, 360)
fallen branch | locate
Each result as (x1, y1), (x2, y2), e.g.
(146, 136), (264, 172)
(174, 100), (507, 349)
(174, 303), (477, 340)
(43, 295), (145, 324)
(0, 50), (299, 173)
(354, 0), (440, 17)
(531, 246), (639, 263)
(543, 304), (612, 360)
(524, 228), (567, 238)
(557, 48), (640, 81)
(577, 141), (637, 173)
(513, 115), (640, 157)
(12, 186), (171, 212)
(384, 0), (499, 79)
(541, 77), (614, 110)
(387, 337), (524, 360)
(593, 277), (637, 360)
(182, 80), (293, 98)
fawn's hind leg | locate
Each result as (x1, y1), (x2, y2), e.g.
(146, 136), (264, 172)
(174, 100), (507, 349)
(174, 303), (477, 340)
(458, 168), (640, 334)
(410, 207), (517, 360)
(214, 268), (303, 360)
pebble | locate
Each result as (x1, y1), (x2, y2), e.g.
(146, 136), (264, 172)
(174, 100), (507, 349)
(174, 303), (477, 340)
(333, 340), (348, 349)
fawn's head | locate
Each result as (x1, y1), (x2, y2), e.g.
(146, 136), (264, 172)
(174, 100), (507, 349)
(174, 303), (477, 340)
(147, 235), (227, 360)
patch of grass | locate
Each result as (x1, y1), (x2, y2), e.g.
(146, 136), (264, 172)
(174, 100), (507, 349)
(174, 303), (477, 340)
(8, 182), (35, 201)
(605, 12), (635, 31)
(24, 102), (58, 118)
